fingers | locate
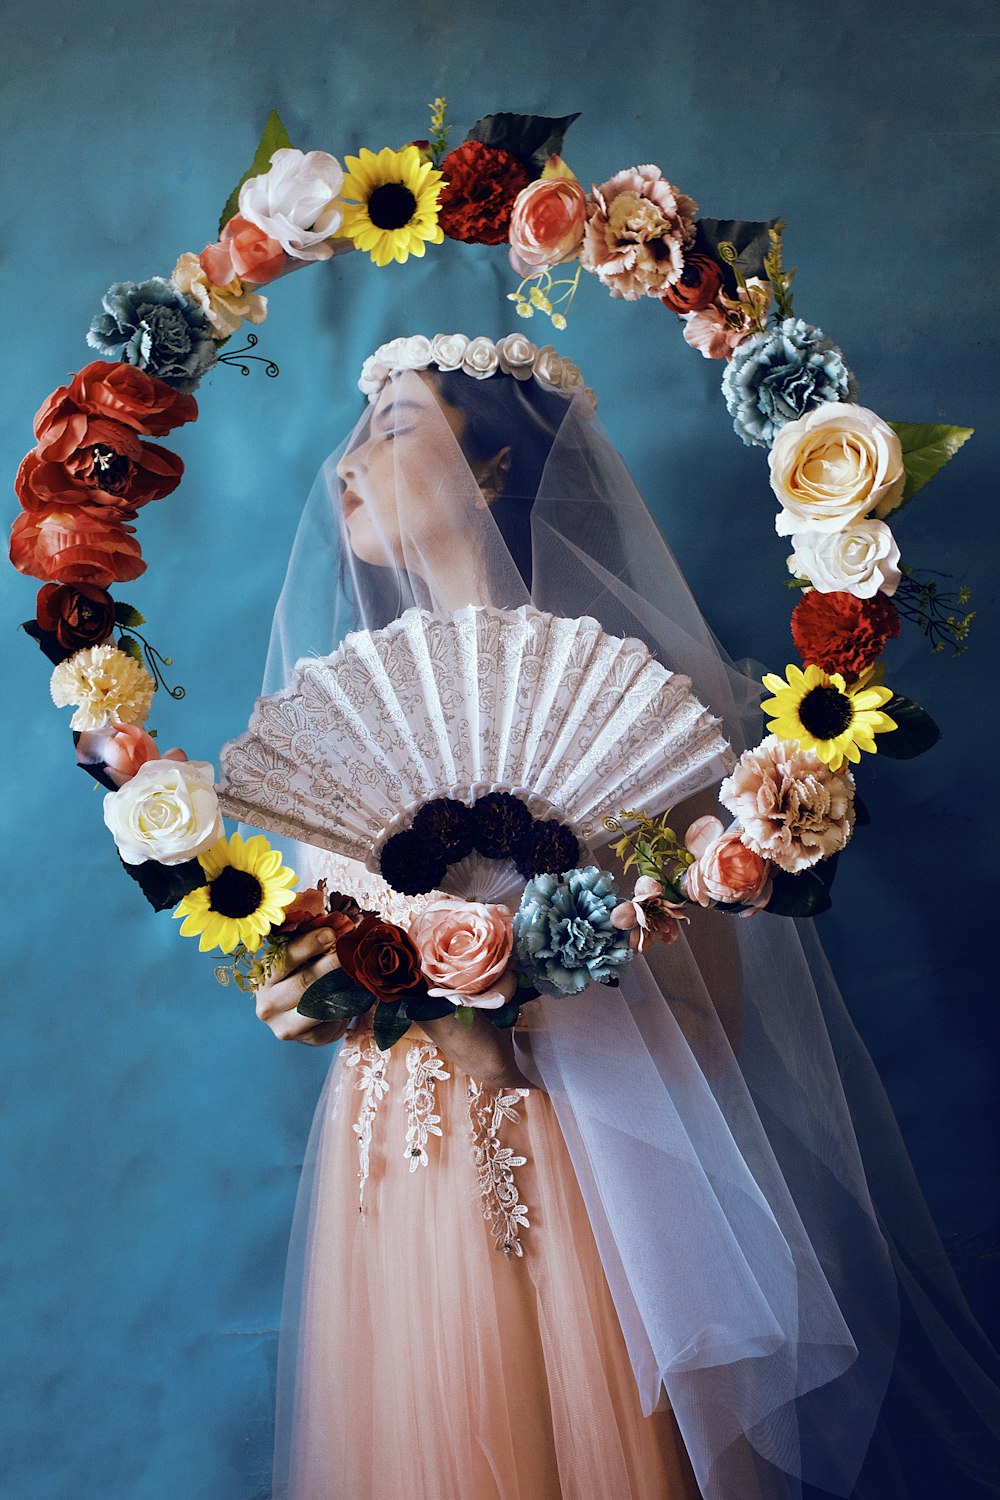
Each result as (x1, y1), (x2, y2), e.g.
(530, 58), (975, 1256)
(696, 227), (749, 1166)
(271, 926), (338, 982)
(294, 1020), (351, 1047)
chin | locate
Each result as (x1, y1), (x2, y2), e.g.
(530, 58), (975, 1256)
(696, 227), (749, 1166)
(344, 514), (395, 567)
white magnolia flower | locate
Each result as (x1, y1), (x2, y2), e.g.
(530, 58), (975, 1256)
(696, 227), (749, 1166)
(496, 332), (536, 380)
(430, 333), (470, 370)
(462, 336), (499, 379)
(788, 518), (901, 598)
(103, 759), (224, 866)
(771, 402), (905, 535)
(238, 148), (344, 262)
(50, 644), (155, 731)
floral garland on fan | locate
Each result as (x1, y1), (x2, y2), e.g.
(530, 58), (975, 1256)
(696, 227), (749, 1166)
(8, 102), (978, 1038)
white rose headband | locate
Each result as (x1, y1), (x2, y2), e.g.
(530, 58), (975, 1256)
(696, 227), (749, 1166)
(358, 331), (596, 406)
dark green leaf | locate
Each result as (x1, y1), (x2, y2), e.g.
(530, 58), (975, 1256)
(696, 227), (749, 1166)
(488, 1000), (522, 1029)
(407, 995), (455, 1023)
(853, 794), (872, 827)
(114, 602), (146, 628)
(297, 967), (373, 1022)
(876, 695), (941, 759)
(464, 111), (580, 175)
(119, 853), (205, 913)
(694, 217), (779, 294)
(887, 423), (973, 509)
(117, 634), (145, 667)
(766, 865), (834, 919)
(373, 1000), (411, 1051)
(20, 618), (71, 666)
(219, 109), (294, 233)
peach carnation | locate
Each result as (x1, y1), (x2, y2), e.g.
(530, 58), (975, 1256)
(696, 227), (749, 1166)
(580, 165), (697, 300)
(718, 735), (855, 873)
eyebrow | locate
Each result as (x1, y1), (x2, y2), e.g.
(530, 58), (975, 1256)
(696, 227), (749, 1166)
(372, 398), (424, 428)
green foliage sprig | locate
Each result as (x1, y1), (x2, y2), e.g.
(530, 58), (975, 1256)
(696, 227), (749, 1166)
(762, 219), (796, 319)
(604, 808), (693, 903)
(428, 97), (451, 167)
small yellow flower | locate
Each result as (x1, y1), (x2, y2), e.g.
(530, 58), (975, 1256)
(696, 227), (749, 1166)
(339, 145), (445, 267)
(761, 663), (896, 772)
(174, 831), (297, 955)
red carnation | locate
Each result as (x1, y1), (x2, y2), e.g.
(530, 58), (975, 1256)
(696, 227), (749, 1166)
(791, 590), (901, 681)
(437, 140), (531, 245)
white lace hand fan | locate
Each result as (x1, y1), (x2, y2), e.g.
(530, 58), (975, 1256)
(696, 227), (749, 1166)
(218, 605), (734, 879)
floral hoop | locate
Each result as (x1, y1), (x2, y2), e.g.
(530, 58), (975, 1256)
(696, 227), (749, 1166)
(8, 102), (975, 1046)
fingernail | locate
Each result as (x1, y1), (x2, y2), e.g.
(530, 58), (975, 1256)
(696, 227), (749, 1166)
(318, 929), (335, 947)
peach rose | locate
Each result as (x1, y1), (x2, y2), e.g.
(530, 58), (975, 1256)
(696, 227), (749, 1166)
(684, 816), (772, 911)
(410, 898), (517, 1009)
(200, 215), (288, 288)
(10, 508), (145, 588)
(508, 176), (587, 277)
(76, 722), (187, 789)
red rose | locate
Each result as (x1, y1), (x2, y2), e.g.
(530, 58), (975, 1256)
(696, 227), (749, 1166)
(67, 361), (198, 436)
(791, 589), (901, 681)
(10, 508), (145, 588)
(18, 421), (183, 515)
(661, 253), (724, 313)
(437, 141), (531, 245)
(336, 914), (427, 1005)
(36, 582), (116, 651)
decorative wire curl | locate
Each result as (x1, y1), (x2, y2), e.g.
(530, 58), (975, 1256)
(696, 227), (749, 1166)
(217, 333), (279, 379)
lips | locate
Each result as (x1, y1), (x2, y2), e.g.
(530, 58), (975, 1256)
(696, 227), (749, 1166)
(341, 488), (362, 518)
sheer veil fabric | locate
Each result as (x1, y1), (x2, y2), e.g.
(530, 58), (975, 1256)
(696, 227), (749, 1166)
(262, 361), (1000, 1499)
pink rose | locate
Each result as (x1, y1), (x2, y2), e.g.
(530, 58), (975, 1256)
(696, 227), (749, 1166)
(508, 176), (587, 277)
(199, 215), (288, 288)
(684, 817), (772, 911)
(409, 898), (516, 1010)
(76, 722), (187, 788)
(610, 876), (689, 952)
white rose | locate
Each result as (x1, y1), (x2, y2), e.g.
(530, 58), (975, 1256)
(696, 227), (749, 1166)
(395, 335), (433, 370)
(462, 336), (499, 379)
(496, 332), (536, 380)
(771, 403), (905, 536)
(358, 357), (390, 401)
(787, 519), (902, 598)
(104, 760), (224, 866)
(430, 333), (470, 370)
(239, 148), (344, 262)
(532, 344), (562, 386)
(557, 358), (585, 391)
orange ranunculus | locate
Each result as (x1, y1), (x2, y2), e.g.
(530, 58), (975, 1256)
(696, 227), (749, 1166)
(10, 508), (145, 588)
(18, 419), (183, 514)
(68, 361), (198, 436)
(661, 253), (724, 313)
(200, 214), (288, 288)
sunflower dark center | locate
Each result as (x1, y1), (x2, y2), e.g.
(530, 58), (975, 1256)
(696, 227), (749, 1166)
(208, 866), (263, 918)
(367, 182), (417, 230)
(798, 685), (854, 739)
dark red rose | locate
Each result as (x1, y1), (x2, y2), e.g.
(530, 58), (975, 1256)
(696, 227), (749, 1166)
(36, 582), (116, 652)
(791, 590), (901, 681)
(661, 253), (724, 313)
(336, 914), (427, 1004)
(437, 140), (531, 245)
(68, 361), (198, 436)
(10, 507), (145, 588)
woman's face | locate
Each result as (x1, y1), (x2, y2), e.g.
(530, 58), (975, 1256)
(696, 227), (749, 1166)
(335, 374), (476, 567)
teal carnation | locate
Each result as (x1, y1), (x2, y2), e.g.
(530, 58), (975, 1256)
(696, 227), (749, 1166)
(87, 278), (217, 393)
(722, 317), (858, 448)
(513, 866), (631, 996)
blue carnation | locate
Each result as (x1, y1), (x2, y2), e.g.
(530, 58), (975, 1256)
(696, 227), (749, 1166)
(721, 317), (858, 448)
(513, 866), (631, 996)
(87, 277), (217, 393)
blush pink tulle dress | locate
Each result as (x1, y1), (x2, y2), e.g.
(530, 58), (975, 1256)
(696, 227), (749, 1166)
(271, 861), (702, 1500)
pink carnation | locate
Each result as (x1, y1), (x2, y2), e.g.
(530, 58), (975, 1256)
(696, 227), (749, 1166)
(580, 165), (697, 300)
(409, 898), (516, 1010)
(684, 816), (772, 911)
(718, 735), (855, 873)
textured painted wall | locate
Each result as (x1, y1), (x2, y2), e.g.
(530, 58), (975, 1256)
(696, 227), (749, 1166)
(2, 2), (997, 1496)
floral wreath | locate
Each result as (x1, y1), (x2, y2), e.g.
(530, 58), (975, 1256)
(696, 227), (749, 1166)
(9, 103), (976, 1049)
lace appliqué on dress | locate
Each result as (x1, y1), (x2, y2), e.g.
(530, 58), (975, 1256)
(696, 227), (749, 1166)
(342, 1036), (389, 1211)
(402, 1042), (450, 1171)
(467, 1080), (531, 1257)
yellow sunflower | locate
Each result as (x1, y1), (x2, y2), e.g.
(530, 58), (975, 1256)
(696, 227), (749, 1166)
(761, 662), (897, 772)
(339, 145), (445, 266)
(174, 831), (297, 954)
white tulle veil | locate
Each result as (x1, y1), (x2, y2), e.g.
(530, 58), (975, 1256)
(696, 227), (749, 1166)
(261, 354), (1000, 1499)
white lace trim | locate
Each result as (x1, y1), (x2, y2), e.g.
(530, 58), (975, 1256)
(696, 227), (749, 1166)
(302, 849), (433, 930)
(402, 1042), (450, 1171)
(342, 1036), (389, 1211)
(467, 1080), (531, 1257)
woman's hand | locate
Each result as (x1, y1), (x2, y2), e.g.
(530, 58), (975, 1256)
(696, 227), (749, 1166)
(255, 928), (350, 1046)
(418, 1010), (533, 1092)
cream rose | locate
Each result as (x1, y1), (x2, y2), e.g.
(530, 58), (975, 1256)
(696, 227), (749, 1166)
(462, 337), (500, 380)
(430, 333), (470, 370)
(238, 148), (344, 262)
(103, 759), (224, 865)
(771, 403), (905, 536)
(787, 518), (901, 598)
(496, 332), (536, 380)
(409, 898), (516, 1009)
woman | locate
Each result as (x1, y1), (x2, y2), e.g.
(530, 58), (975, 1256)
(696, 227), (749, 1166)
(248, 335), (1000, 1500)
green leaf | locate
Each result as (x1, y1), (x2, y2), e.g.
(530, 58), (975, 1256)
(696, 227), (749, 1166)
(876, 695), (941, 760)
(454, 1004), (475, 1027)
(766, 866), (834, 919)
(887, 423), (973, 509)
(117, 634), (145, 667)
(297, 967), (373, 1022)
(114, 602), (146, 628)
(373, 1000), (411, 1051)
(219, 109), (294, 233)
(464, 111), (580, 175)
(119, 853), (205, 913)
(488, 1000), (522, 1030)
(407, 995), (455, 1024)
(694, 217), (779, 293)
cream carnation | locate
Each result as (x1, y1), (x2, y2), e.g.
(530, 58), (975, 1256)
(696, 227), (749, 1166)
(50, 644), (155, 731)
(718, 735), (855, 873)
(771, 403), (905, 536)
(788, 519), (901, 598)
(171, 252), (267, 340)
(238, 148), (344, 262)
(103, 759), (224, 866)
(410, 898), (516, 1009)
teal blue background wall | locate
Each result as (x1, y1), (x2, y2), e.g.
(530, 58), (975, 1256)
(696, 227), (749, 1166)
(2, 2), (997, 1496)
